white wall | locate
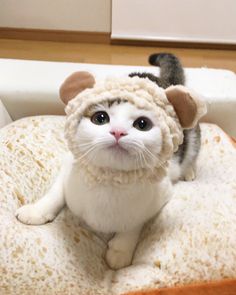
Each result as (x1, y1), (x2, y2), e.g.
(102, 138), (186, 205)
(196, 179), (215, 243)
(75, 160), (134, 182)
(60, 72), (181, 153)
(0, 0), (111, 32)
(2, 0), (235, 44)
(112, 0), (236, 44)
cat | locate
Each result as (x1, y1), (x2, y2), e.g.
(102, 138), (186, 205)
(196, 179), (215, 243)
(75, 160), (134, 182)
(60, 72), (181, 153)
(130, 53), (201, 182)
(16, 54), (204, 270)
(16, 99), (173, 270)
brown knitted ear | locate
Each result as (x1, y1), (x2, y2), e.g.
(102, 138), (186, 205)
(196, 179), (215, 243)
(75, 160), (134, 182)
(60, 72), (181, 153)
(165, 85), (199, 129)
(60, 71), (95, 104)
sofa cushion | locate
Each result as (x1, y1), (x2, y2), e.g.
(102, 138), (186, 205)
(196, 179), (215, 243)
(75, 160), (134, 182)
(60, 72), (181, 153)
(0, 116), (236, 294)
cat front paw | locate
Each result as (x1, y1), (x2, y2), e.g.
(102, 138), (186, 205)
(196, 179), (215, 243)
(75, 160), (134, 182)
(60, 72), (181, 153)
(16, 204), (55, 225)
(105, 245), (133, 270)
(183, 166), (196, 181)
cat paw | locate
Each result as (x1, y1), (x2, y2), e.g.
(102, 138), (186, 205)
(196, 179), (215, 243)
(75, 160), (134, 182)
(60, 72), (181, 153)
(183, 166), (196, 181)
(105, 245), (133, 270)
(16, 204), (55, 225)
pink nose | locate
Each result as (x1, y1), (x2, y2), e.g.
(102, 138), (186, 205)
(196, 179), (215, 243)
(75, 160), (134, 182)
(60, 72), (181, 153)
(110, 129), (127, 141)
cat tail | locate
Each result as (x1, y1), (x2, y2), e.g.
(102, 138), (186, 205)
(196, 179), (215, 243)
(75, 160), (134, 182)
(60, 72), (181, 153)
(149, 53), (185, 87)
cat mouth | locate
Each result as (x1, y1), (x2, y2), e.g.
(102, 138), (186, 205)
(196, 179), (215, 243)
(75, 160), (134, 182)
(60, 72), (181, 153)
(108, 143), (129, 154)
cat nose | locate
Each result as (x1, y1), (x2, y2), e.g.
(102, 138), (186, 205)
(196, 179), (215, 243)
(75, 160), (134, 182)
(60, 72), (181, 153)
(110, 129), (127, 141)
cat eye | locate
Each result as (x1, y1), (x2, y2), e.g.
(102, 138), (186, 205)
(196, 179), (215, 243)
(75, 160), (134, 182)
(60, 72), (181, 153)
(91, 111), (110, 125)
(133, 117), (153, 131)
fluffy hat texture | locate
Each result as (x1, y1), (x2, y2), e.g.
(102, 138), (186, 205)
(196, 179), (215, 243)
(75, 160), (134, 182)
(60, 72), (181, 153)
(60, 72), (206, 185)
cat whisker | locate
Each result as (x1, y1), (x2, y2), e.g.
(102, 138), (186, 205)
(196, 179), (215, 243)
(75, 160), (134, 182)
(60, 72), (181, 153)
(78, 139), (114, 164)
(137, 153), (143, 169)
(136, 153), (144, 170)
(124, 141), (151, 169)
(139, 151), (151, 169)
(143, 147), (166, 170)
(129, 141), (165, 170)
(78, 138), (111, 149)
(77, 145), (98, 162)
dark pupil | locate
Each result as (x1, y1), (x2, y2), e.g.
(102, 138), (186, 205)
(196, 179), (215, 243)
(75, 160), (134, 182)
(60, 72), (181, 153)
(96, 113), (106, 124)
(138, 119), (147, 129)
(133, 117), (152, 131)
(91, 111), (109, 125)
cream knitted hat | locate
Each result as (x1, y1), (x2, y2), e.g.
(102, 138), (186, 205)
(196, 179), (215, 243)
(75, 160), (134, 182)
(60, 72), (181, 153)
(59, 71), (207, 185)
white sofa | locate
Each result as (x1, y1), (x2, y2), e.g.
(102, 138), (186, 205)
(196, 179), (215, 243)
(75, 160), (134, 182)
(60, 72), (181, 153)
(0, 58), (236, 136)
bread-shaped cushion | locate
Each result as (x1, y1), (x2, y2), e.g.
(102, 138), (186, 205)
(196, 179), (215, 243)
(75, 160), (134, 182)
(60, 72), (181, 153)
(0, 116), (236, 295)
(0, 116), (108, 295)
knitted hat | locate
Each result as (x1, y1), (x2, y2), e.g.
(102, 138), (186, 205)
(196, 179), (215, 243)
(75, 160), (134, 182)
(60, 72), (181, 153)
(59, 71), (207, 185)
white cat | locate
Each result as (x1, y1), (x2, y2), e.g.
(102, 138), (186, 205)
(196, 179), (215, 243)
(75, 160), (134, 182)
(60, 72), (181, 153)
(16, 71), (206, 270)
(16, 101), (172, 269)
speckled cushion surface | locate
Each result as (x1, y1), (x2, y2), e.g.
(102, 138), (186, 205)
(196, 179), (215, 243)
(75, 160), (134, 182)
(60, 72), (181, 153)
(0, 116), (236, 295)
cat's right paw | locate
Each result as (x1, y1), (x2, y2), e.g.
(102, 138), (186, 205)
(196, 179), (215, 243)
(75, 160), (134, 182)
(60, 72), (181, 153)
(183, 166), (196, 181)
(16, 204), (55, 225)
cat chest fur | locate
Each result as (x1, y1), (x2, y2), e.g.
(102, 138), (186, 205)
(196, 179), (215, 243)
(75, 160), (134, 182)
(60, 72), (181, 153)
(64, 164), (172, 233)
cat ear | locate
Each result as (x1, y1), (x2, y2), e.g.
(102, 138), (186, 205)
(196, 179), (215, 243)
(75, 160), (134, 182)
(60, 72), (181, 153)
(165, 85), (207, 129)
(60, 71), (96, 104)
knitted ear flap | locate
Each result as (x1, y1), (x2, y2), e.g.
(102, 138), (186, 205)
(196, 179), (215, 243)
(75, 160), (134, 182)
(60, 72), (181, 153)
(165, 85), (207, 129)
(60, 71), (95, 104)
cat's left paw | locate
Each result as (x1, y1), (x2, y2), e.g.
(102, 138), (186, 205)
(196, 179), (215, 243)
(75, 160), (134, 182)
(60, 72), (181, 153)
(105, 246), (133, 270)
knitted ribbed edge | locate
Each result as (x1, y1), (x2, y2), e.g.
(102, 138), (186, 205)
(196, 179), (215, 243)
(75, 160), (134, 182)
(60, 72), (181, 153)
(64, 77), (183, 186)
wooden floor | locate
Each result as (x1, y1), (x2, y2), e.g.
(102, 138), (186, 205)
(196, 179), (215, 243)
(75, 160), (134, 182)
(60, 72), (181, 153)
(0, 39), (236, 72)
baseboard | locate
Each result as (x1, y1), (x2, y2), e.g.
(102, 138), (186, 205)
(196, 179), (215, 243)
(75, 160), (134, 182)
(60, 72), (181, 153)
(111, 38), (236, 50)
(0, 27), (111, 44)
(1, 27), (235, 49)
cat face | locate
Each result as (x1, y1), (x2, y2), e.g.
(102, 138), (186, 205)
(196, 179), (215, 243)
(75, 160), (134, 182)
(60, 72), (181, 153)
(76, 101), (163, 171)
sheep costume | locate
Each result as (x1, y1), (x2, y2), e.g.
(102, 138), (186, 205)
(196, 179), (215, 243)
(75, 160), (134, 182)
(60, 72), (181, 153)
(60, 71), (207, 186)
